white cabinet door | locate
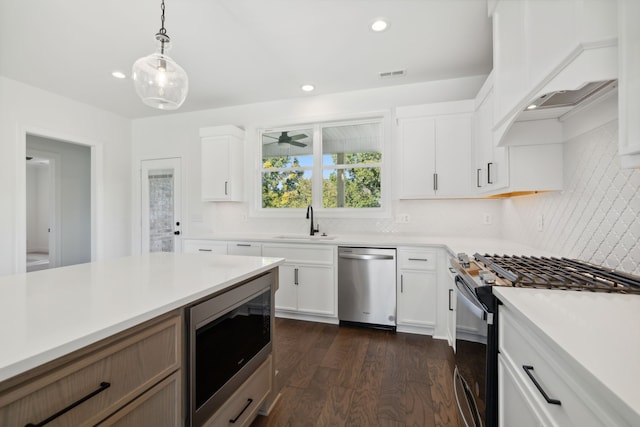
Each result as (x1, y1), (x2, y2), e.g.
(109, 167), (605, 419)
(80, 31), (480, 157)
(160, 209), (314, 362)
(182, 239), (227, 254)
(498, 355), (547, 427)
(274, 264), (298, 312)
(397, 270), (437, 328)
(227, 241), (262, 256)
(200, 125), (244, 202)
(398, 114), (472, 199)
(493, 0), (527, 125)
(297, 264), (335, 316)
(434, 115), (472, 197)
(399, 117), (437, 198)
(474, 88), (509, 194)
(619, 0), (640, 168)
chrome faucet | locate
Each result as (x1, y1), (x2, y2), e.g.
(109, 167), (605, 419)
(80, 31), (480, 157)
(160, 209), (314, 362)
(306, 205), (319, 236)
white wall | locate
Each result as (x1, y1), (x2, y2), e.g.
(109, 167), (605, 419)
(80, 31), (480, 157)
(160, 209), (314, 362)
(502, 95), (640, 275)
(0, 76), (132, 276)
(131, 75), (505, 247)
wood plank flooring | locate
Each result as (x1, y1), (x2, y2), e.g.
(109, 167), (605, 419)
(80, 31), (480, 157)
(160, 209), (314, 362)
(252, 318), (461, 427)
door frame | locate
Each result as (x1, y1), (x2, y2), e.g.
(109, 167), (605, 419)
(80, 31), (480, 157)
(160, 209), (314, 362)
(137, 157), (183, 254)
(15, 126), (102, 273)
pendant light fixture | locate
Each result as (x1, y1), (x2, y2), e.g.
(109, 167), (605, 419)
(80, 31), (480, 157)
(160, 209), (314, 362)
(132, 0), (188, 110)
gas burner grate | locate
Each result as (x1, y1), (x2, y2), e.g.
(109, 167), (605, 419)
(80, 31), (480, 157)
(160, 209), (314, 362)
(473, 254), (640, 294)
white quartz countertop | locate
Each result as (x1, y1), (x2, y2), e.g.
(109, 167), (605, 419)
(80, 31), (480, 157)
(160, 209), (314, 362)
(0, 253), (284, 383)
(493, 287), (640, 423)
(184, 233), (559, 258)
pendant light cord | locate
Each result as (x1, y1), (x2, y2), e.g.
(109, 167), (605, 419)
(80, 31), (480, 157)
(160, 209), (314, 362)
(156, 0), (168, 54)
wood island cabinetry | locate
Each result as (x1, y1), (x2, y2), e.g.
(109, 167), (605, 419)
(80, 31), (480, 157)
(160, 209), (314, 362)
(0, 314), (182, 427)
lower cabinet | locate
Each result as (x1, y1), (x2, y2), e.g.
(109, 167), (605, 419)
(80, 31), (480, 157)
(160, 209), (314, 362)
(0, 314), (182, 427)
(97, 372), (181, 427)
(499, 303), (628, 426)
(262, 243), (336, 319)
(182, 239), (228, 254)
(203, 356), (272, 427)
(396, 248), (438, 335)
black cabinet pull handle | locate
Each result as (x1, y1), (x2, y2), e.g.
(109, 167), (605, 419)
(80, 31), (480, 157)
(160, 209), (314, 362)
(477, 168), (482, 188)
(408, 258), (428, 262)
(198, 249), (212, 252)
(294, 268), (299, 285)
(236, 244), (251, 247)
(225, 181), (229, 195)
(522, 365), (561, 405)
(25, 382), (111, 427)
(449, 289), (454, 311)
(487, 162), (494, 184)
(433, 173), (438, 191)
(229, 398), (253, 424)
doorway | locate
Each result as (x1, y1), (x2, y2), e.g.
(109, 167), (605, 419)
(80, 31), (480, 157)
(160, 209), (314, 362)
(25, 151), (57, 272)
(25, 135), (91, 270)
(141, 158), (182, 253)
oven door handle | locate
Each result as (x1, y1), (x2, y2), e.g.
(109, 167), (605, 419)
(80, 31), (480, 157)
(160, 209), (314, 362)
(455, 276), (492, 324)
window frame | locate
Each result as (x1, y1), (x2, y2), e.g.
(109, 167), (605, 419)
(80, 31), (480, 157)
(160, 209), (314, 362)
(253, 113), (391, 219)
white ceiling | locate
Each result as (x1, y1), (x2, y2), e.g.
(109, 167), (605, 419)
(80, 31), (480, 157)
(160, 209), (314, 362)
(0, 0), (492, 119)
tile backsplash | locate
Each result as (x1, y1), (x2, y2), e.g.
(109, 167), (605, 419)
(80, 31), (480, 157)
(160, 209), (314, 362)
(503, 120), (640, 275)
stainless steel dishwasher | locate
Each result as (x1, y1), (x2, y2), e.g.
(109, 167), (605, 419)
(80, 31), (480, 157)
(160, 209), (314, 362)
(338, 247), (397, 330)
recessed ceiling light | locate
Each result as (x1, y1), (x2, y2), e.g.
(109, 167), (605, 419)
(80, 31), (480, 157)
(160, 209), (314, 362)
(301, 84), (315, 92)
(370, 18), (389, 32)
(527, 104), (538, 110)
(111, 71), (127, 79)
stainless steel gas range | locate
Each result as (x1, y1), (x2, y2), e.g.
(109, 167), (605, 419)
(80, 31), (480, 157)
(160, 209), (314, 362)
(450, 253), (640, 427)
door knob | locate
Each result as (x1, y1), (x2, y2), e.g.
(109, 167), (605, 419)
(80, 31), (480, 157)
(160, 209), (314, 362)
(174, 231), (181, 235)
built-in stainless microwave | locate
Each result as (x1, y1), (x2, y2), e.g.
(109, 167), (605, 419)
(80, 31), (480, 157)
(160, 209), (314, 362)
(187, 272), (273, 427)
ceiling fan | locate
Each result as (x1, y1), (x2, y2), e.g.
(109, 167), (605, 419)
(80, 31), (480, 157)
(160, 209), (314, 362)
(263, 131), (308, 147)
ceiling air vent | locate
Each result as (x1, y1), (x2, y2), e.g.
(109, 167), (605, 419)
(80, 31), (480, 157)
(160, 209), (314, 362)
(379, 69), (407, 79)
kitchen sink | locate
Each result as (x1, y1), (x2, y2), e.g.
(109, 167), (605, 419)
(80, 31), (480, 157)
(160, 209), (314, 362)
(273, 234), (337, 241)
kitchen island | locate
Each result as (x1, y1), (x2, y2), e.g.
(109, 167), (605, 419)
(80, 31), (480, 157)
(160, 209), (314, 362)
(0, 252), (284, 426)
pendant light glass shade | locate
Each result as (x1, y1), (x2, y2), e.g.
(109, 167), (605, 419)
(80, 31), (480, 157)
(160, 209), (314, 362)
(132, 1), (188, 110)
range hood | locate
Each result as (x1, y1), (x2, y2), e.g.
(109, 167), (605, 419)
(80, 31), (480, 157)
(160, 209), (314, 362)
(517, 79), (617, 122)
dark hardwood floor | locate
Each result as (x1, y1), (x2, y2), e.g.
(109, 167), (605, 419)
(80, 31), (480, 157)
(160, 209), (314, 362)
(252, 318), (461, 427)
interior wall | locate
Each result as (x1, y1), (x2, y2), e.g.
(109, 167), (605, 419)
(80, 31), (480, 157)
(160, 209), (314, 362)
(132, 75), (506, 245)
(27, 136), (91, 267)
(0, 76), (132, 276)
(502, 95), (640, 275)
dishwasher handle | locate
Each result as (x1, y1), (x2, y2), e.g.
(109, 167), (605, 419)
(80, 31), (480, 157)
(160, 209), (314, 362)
(339, 253), (395, 261)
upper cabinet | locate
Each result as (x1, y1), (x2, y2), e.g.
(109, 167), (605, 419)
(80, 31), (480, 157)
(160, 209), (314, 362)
(491, 0), (617, 144)
(200, 125), (245, 201)
(618, 0), (640, 168)
(397, 101), (474, 199)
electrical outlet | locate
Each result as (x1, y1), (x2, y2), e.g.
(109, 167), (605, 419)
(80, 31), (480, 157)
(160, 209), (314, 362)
(483, 213), (492, 225)
(396, 214), (410, 223)
(536, 214), (544, 232)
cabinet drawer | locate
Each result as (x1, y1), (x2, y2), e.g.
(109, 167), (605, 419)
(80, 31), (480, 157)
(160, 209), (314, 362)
(398, 249), (437, 270)
(97, 372), (181, 426)
(227, 241), (262, 256)
(203, 355), (272, 427)
(262, 244), (333, 264)
(0, 316), (181, 427)
(499, 306), (606, 427)
(183, 240), (227, 254)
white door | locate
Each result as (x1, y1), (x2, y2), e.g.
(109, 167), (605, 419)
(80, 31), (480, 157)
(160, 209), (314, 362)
(141, 158), (182, 253)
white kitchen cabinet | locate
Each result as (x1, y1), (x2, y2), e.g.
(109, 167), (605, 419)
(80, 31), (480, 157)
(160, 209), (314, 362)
(397, 101), (473, 199)
(262, 243), (336, 320)
(200, 125), (245, 201)
(474, 80), (509, 194)
(182, 239), (228, 254)
(227, 241), (262, 256)
(498, 302), (627, 427)
(396, 248), (437, 335)
(618, 0), (640, 168)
